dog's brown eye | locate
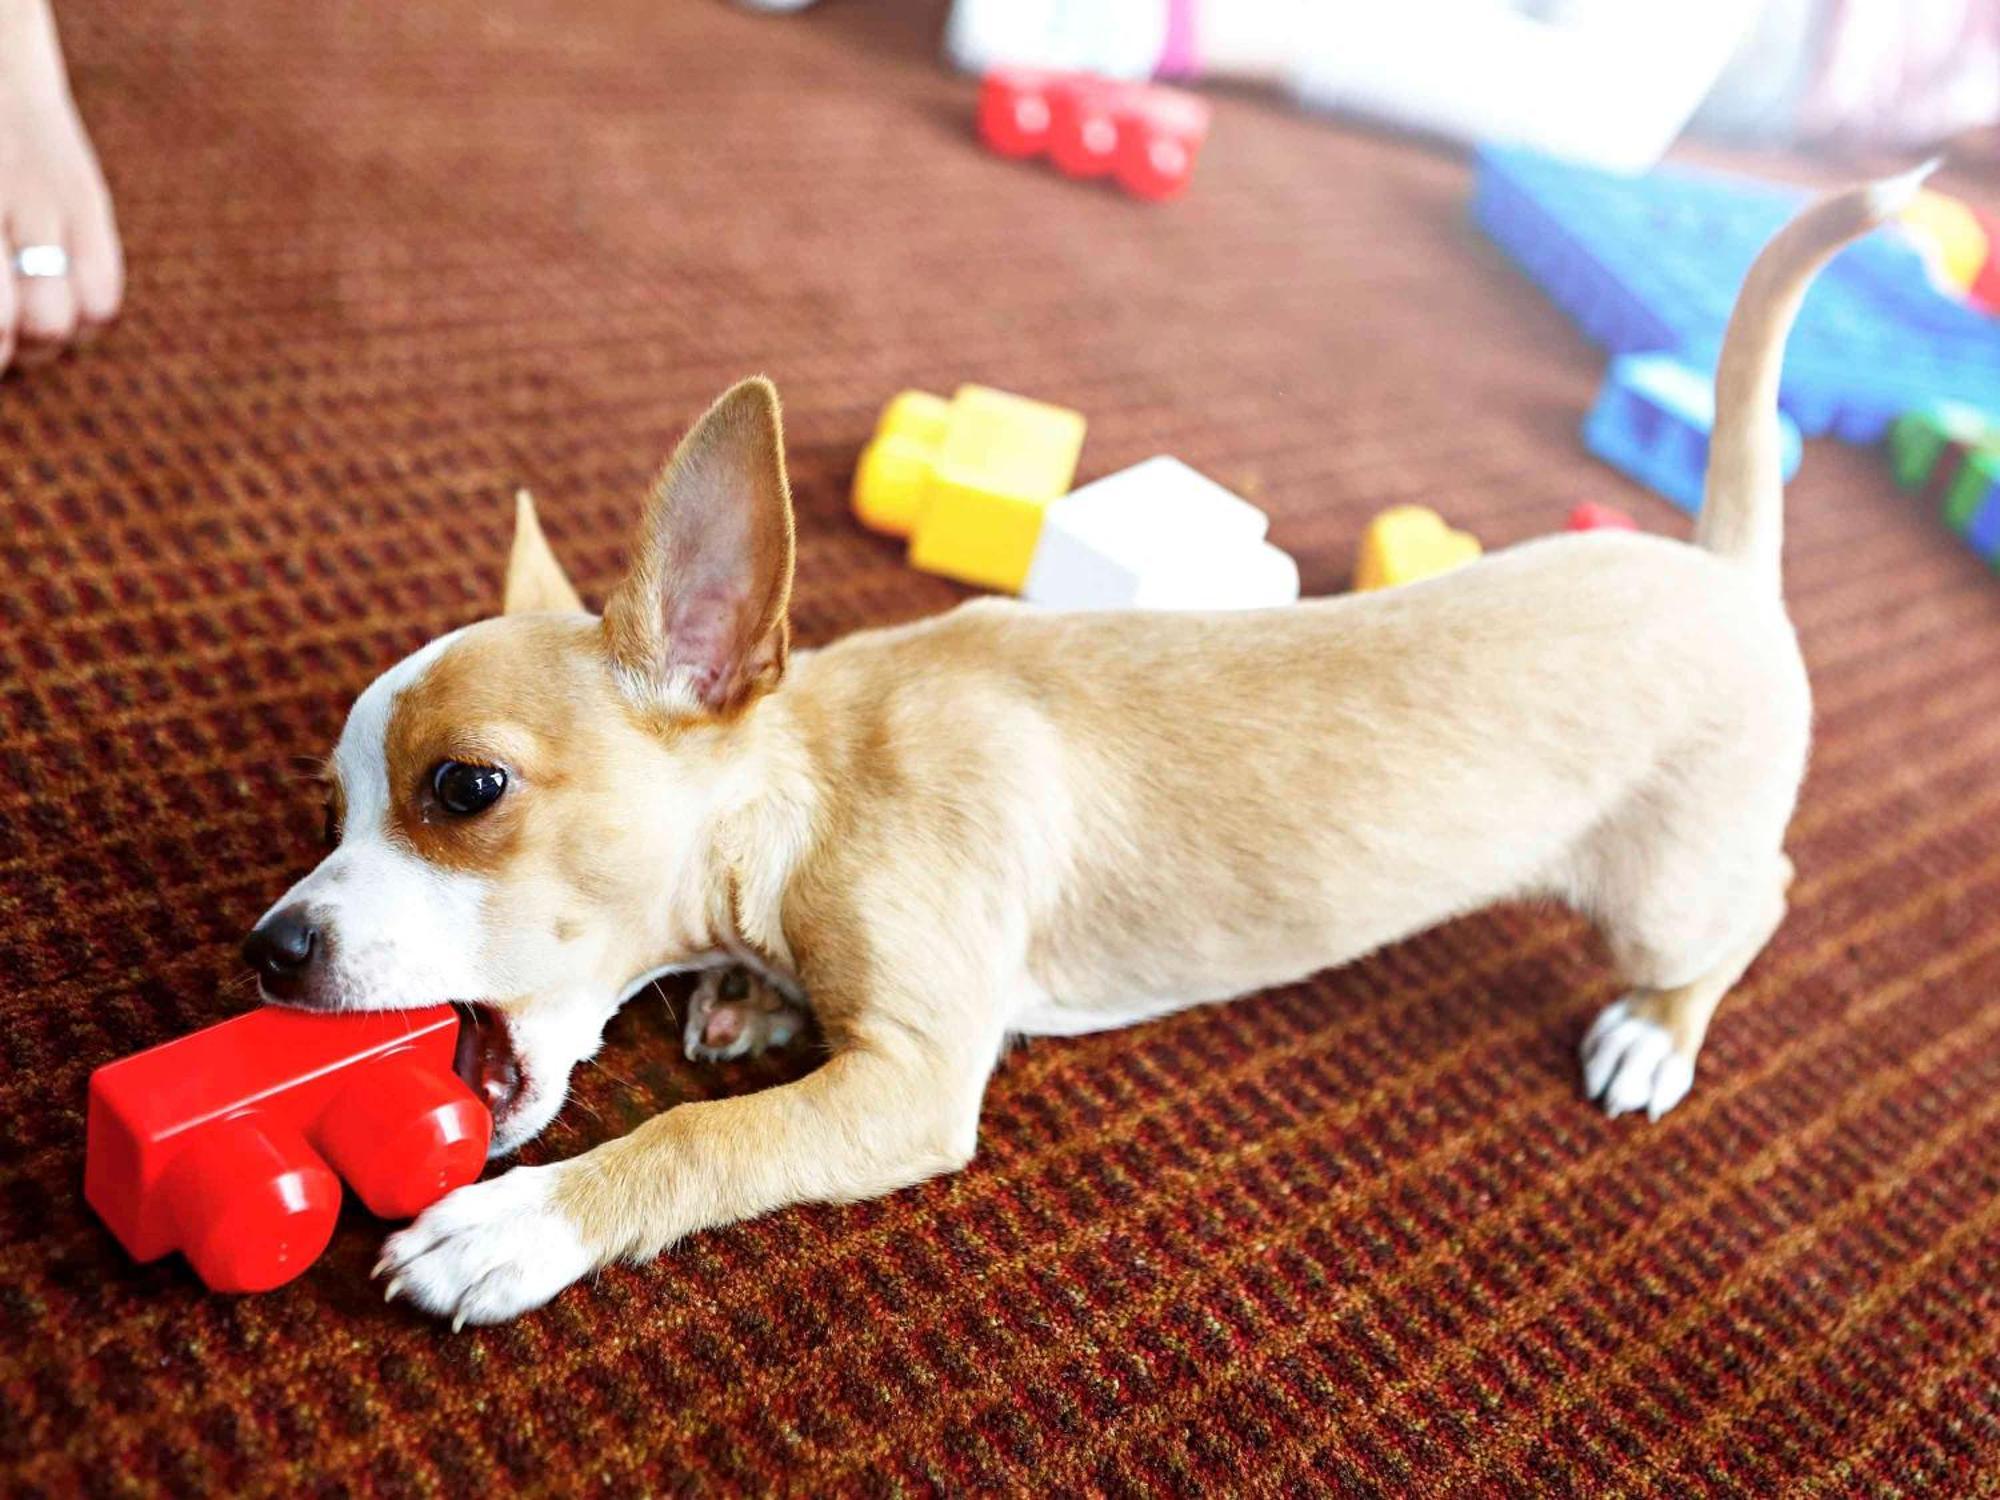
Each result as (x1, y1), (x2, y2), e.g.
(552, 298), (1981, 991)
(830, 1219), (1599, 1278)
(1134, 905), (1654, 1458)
(322, 801), (338, 848)
(432, 760), (507, 816)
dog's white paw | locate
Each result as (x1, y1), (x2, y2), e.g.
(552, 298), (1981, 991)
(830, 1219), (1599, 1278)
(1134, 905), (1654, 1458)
(683, 967), (809, 1062)
(1581, 998), (1695, 1121)
(376, 1164), (594, 1327)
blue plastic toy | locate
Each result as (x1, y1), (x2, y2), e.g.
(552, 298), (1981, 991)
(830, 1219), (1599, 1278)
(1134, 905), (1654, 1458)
(1583, 353), (1802, 514)
(1962, 481), (2000, 565)
(1473, 148), (2000, 461)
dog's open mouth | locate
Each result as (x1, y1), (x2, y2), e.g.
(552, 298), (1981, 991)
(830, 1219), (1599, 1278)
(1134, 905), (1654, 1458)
(452, 1003), (525, 1122)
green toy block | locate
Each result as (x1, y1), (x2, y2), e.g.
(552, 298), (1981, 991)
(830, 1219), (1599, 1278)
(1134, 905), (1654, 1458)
(1941, 450), (2000, 536)
(1888, 403), (2000, 576)
(1888, 402), (1995, 493)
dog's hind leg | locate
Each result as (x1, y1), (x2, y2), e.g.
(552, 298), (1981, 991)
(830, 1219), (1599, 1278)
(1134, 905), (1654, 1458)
(682, 967), (812, 1062)
(1580, 852), (1792, 1120)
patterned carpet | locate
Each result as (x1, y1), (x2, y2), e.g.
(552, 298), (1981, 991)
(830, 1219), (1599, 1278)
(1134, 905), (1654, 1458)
(4, 1), (1998, 1494)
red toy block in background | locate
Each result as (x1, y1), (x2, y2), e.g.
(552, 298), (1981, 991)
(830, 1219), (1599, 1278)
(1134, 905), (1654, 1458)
(1567, 502), (1639, 532)
(86, 1005), (490, 1293)
(978, 68), (1211, 202)
(1968, 210), (2000, 315)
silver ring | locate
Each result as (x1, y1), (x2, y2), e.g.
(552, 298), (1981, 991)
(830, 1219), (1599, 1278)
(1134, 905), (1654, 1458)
(12, 245), (69, 279)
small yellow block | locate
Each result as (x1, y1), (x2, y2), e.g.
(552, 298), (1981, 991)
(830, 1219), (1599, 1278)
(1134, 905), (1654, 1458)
(851, 384), (1087, 592)
(1353, 505), (1482, 591)
(1901, 189), (1990, 292)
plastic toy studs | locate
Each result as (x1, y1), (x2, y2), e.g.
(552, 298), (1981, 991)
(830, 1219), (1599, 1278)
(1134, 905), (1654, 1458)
(852, 384), (1087, 592)
(86, 1005), (490, 1293)
(978, 69), (1211, 202)
(1475, 148), (2000, 446)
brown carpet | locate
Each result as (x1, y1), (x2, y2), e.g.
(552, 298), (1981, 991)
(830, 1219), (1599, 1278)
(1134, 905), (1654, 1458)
(5, 1), (1999, 1494)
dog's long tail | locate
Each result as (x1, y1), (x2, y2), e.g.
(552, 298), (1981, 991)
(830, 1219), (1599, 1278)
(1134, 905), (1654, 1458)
(1697, 161), (1937, 590)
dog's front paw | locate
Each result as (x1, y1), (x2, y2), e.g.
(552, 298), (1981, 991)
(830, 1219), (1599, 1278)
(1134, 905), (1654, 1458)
(1581, 997), (1695, 1121)
(683, 967), (810, 1062)
(376, 1164), (594, 1327)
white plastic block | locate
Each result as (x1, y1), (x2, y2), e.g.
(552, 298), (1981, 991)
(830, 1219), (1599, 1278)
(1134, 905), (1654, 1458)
(1131, 538), (1300, 610)
(1024, 456), (1300, 611)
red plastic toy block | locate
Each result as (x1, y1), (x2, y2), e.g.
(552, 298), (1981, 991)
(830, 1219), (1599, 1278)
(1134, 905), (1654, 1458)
(977, 68), (1211, 202)
(86, 1005), (490, 1293)
(1567, 502), (1639, 532)
(1968, 210), (2000, 316)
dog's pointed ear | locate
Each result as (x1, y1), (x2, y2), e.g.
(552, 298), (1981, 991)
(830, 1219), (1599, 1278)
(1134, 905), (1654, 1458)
(504, 489), (585, 616)
(601, 378), (796, 714)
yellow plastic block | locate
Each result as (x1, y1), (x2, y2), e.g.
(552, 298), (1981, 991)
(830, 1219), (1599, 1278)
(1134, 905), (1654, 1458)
(1901, 190), (1990, 292)
(851, 384), (1087, 592)
(1353, 505), (1482, 591)
(853, 391), (954, 534)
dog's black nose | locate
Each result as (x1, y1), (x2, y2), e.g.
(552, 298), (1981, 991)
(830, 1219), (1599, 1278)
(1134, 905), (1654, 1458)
(242, 907), (321, 997)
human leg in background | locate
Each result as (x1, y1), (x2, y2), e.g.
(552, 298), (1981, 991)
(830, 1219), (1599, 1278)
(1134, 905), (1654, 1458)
(938, 0), (1748, 171)
(741, 0), (1997, 168)
(0, 0), (122, 374)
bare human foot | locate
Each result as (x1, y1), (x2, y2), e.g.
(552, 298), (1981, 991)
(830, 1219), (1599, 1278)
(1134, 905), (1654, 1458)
(0, 0), (122, 373)
(682, 967), (812, 1062)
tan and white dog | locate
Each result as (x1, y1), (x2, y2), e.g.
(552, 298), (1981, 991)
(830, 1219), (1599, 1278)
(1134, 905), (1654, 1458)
(242, 173), (1916, 1326)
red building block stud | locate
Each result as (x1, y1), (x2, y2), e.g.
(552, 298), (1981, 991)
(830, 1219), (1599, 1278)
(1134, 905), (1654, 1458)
(86, 1005), (490, 1293)
(977, 67), (1064, 159)
(978, 68), (1210, 202)
(1111, 87), (1210, 202)
(1567, 502), (1639, 532)
(1047, 76), (1133, 180)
